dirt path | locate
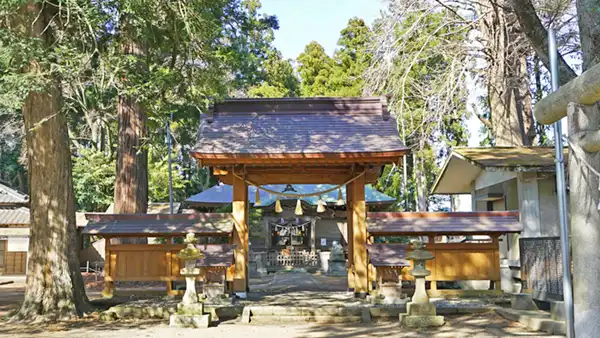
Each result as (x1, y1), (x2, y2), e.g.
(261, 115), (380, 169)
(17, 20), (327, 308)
(0, 275), (562, 337)
(0, 313), (563, 338)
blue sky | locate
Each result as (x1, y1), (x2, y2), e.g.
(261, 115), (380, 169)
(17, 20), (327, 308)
(260, 0), (386, 60)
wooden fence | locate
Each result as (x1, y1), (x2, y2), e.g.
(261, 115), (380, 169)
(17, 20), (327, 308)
(370, 238), (501, 293)
(103, 242), (234, 296)
(265, 249), (318, 269)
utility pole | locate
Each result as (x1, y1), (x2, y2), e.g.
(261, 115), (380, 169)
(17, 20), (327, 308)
(548, 26), (574, 338)
(167, 113), (174, 214)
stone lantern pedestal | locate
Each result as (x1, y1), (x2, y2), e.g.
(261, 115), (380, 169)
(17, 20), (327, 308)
(169, 233), (211, 328)
(399, 241), (444, 328)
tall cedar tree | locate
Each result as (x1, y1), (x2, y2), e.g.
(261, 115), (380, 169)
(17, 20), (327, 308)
(8, 2), (90, 321)
(114, 13), (148, 216)
(297, 41), (334, 96)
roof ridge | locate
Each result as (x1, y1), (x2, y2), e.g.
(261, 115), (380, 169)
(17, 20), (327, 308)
(211, 96), (389, 118)
(0, 183), (28, 202)
(453, 146), (556, 150)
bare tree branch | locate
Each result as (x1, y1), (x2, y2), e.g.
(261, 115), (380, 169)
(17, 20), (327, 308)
(508, 0), (578, 84)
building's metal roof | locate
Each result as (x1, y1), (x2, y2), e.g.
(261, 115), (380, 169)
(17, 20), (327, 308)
(0, 207), (30, 225)
(186, 184), (396, 207)
(367, 244), (411, 267)
(191, 97), (407, 157)
(0, 183), (28, 205)
(82, 213), (234, 236)
(367, 211), (521, 235)
(196, 244), (234, 267)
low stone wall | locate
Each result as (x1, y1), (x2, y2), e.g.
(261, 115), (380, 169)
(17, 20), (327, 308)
(100, 299), (242, 323)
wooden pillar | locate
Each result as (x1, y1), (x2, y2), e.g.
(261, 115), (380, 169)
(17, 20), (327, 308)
(101, 237), (114, 298)
(367, 229), (375, 291)
(346, 182), (355, 290)
(232, 173), (249, 294)
(166, 250), (173, 296)
(351, 174), (368, 297)
(310, 219), (316, 252)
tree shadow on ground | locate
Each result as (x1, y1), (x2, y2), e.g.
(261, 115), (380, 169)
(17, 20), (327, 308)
(0, 318), (164, 336)
(297, 313), (559, 338)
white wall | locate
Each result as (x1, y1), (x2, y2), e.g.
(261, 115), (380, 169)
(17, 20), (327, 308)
(538, 177), (561, 237)
(475, 171), (517, 191)
(7, 237), (28, 252)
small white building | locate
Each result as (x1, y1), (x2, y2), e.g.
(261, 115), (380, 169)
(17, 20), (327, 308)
(431, 147), (565, 295)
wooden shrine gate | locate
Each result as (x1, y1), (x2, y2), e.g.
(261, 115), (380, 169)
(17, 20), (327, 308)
(190, 97), (409, 297)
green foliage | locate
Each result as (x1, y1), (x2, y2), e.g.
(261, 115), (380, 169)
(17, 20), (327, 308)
(148, 147), (187, 203)
(72, 150), (115, 212)
(72, 146), (190, 211)
(213, 204), (263, 237)
(329, 18), (371, 96)
(297, 18), (371, 97)
(220, 0), (281, 92)
(1, 0), (289, 211)
(297, 41), (335, 96)
(249, 208), (264, 237)
(248, 51), (300, 97)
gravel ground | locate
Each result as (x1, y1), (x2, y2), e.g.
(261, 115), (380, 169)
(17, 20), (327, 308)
(1, 272), (545, 337)
(0, 312), (563, 337)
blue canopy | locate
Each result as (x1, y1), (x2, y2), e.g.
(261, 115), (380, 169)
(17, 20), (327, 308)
(186, 184), (395, 207)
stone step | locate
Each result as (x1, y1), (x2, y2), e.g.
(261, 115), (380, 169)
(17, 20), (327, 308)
(510, 293), (538, 310)
(245, 305), (364, 317)
(241, 306), (371, 323)
(248, 315), (363, 324)
(495, 307), (566, 335)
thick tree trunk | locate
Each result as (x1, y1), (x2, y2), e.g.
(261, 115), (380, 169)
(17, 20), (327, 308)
(12, 4), (89, 322)
(114, 95), (148, 244)
(114, 96), (148, 214)
(114, 18), (148, 218)
(480, 1), (536, 147)
(570, 1), (600, 335)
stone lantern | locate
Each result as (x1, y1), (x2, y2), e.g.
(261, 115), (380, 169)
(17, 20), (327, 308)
(177, 232), (204, 305)
(399, 240), (444, 327)
(170, 232), (211, 328)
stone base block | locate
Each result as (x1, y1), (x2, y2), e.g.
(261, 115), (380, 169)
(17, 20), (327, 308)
(399, 314), (445, 328)
(406, 302), (437, 316)
(511, 293), (538, 311)
(550, 301), (566, 321)
(241, 307), (251, 323)
(177, 302), (204, 314)
(169, 313), (211, 328)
